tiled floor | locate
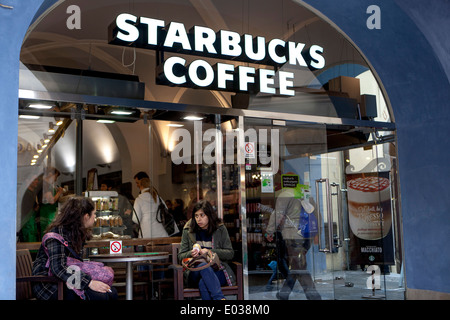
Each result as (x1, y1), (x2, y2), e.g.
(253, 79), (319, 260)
(247, 270), (405, 300)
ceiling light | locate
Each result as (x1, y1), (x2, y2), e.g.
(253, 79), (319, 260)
(48, 122), (55, 133)
(43, 134), (50, 143)
(28, 103), (53, 109)
(33, 155), (39, 159)
(97, 119), (116, 123)
(19, 115), (40, 120)
(183, 116), (204, 121)
(55, 117), (63, 126)
(110, 110), (133, 115)
(167, 123), (184, 127)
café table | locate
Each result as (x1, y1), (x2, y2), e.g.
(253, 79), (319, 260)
(89, 252), (169, 300)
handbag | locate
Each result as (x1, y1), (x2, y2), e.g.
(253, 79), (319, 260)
(297, 207), (319, 239)
(156, 195), (179, 236)
(182, 250), (221, 271)
(42, 232), (114, 299)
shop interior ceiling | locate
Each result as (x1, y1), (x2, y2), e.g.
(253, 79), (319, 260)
(18, 0), (378, 165)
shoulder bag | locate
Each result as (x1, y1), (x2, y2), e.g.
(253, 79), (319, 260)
(156, 195), (179, 236)
(42, 232), (114, 299)
(182, 250), (221, 271)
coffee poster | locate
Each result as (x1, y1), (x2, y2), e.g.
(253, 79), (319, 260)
(346, 172), (395, 265)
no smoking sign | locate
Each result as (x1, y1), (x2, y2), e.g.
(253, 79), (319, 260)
(245, 142), (255, 159)
(110, 240), (122, 254)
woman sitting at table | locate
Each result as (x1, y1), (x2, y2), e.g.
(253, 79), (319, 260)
(178, 200), (236, 300)
(32, 196), (118, 300)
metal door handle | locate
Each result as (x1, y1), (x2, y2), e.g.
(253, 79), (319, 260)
(330, 182), (344, 247)
(315, 178), (333, 253)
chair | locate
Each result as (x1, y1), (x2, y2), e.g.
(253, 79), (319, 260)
(171, 243), (243, 300)
(16, 249), (64, 300)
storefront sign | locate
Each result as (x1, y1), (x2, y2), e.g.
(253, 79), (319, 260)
(109, 14), (325, 96)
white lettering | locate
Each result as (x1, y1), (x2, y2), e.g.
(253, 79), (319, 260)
(216, 63), (234, 89)
(188, 60), (214, 87)
(244, 35), (266, 61)
(288, 41), (307, 66)
(220, 30), (242, 57)
(278, 71), (295, 96)
(194, 26), (217, 54)
(164, 56), (186, 84)
(268, 39), (286, 64)
(115, 13), (139, 42)
(139, 17), (165, 46)
(164, 22), (192, 50)
(258, 69), (276, 94)
(238, 66), (256, 91)
(309, 45), (325, 69)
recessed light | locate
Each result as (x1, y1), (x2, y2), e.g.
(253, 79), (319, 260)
(19, 115), (40, 119)
(111, 110), (133, 115)
(183, 116), (204, 121)
(167, 123), (184, 127)
(97, 119), (116, 123)
(28, 103), (53, 109)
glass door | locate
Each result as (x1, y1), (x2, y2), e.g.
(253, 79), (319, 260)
(243, 117), (333, 300)
(243, 117), (404, 300)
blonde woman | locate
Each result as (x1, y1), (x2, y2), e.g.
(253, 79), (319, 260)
(132, 178), (168, 238)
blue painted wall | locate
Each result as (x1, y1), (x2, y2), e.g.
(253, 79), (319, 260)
(302, 0), (450, 294)
(0, 0), (448, 299)
(0, 0), (45, 300)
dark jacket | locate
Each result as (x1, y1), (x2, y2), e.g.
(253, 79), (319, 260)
(178, 219), (236, 285)
(32, 226), (91, 300)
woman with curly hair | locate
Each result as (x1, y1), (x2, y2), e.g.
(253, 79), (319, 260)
(32, 196), (117, 300)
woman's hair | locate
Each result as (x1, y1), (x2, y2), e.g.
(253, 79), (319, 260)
(189, 200), (221, 235)
(46, 196), (95, 252)
(43, 166), (60, 178)
(140, 177), (158, 202)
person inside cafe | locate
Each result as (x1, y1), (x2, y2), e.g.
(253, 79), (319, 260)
(132, 177), (168, 238)
(134, 171), (149, 195)
(39, 166), (65, 238)
(177, 200), (236, 300)
(32, 196), (118, 300)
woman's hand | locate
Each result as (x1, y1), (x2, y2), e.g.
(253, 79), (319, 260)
(88, 280), (111, 293)
(191, 247), (209, 257)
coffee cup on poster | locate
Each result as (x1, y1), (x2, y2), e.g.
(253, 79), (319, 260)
(347, 176), (392, 240)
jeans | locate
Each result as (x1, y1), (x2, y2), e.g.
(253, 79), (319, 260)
(277, 239), (321, 300)
(187, 262), (227, 300)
